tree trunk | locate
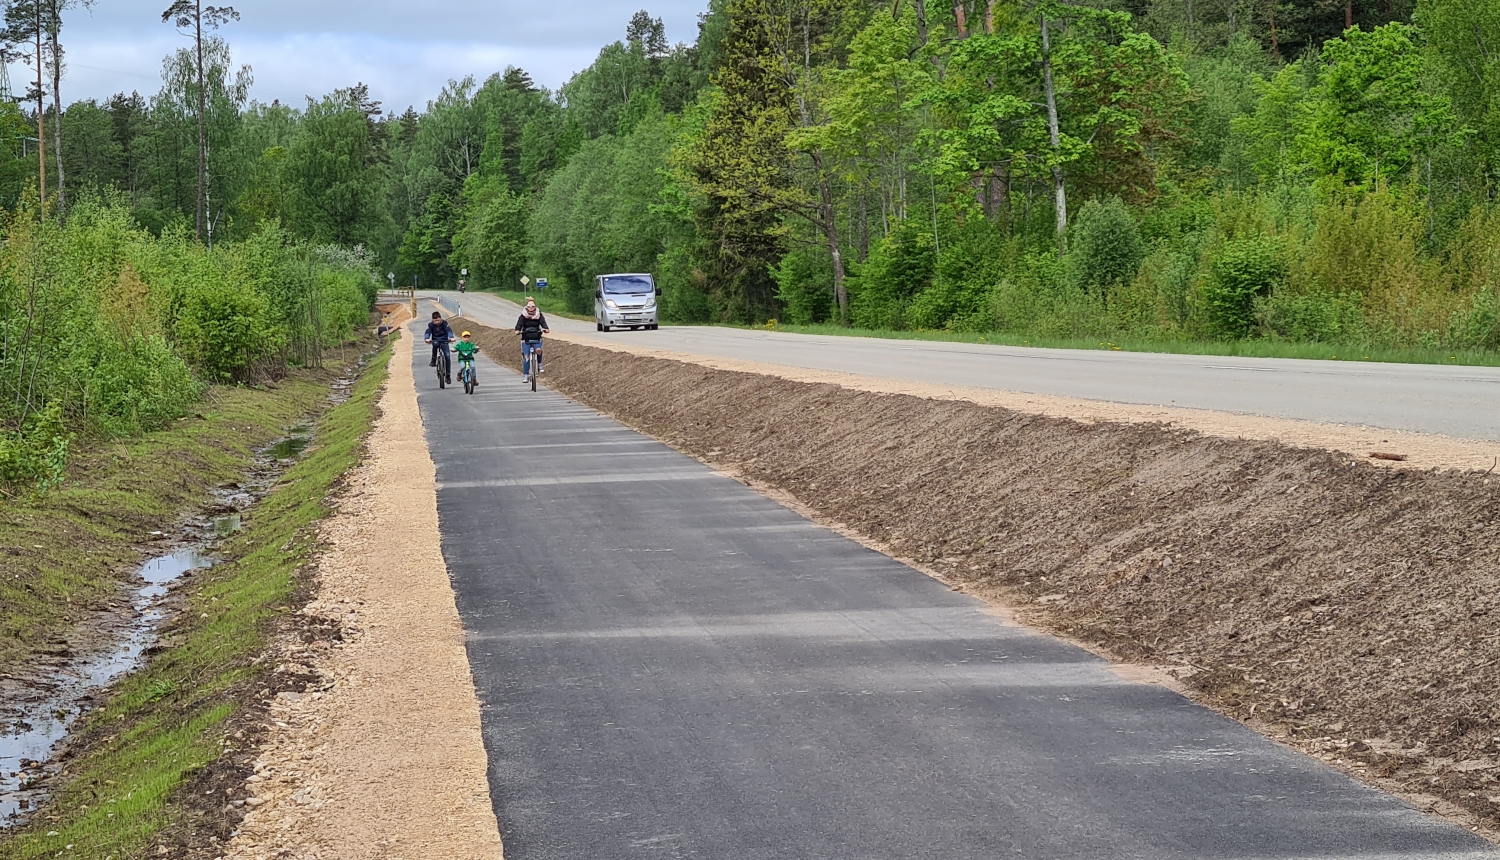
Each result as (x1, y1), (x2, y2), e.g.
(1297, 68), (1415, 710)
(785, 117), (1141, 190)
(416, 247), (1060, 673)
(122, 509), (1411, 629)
(951, 0), (967, 38)
(34, 17), (43, 207)
(48, 7), (63, 212)
(195, 0), (206, 241)
(912, 0), (928, 46)
(858, 190), (869, 263)
(813, 154), (848, 325)
(1345, 0), (1353, 30)
(985, 0), (997, 34)
(1040, 12), (1067, 246)
(988, 164), (1010, 232)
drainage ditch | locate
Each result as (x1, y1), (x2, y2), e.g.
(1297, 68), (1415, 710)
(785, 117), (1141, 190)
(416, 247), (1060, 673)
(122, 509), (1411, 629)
(0, 423), (316, 827)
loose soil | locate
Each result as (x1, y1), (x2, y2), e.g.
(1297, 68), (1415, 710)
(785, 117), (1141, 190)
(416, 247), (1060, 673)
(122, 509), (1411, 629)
(221, 325), (503, 860)
(459, 318), (1500, 837)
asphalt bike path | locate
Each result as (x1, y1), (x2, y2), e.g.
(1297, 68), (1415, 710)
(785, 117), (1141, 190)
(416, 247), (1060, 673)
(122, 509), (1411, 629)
(411, 339), (1497, 859)
(430, 290), (1500, 441)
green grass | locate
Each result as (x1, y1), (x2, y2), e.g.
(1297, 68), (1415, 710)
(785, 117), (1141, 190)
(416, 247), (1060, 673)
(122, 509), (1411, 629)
(742, 322), (1500, 367)
(485, 289), (591, 321)
(0, 366), (361, 676)
(0, 341), (392, 860)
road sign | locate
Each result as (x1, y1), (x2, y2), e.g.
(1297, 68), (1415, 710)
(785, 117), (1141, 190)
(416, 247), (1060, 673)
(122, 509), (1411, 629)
(461, 268), (468, 277)
(536, 278), (548, 289)
(521, 276), (531, 286)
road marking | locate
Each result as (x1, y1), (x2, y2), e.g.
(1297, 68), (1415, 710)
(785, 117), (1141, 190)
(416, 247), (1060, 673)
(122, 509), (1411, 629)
(440, 471), (721, 488)
(466, 440), (667, 451)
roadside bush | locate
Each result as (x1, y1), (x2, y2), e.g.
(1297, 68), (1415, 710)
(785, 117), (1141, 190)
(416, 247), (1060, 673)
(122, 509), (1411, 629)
(772, 246), (834, 324)
(1450, 288), (1500, 350)
(174, 277), (282, 383)
(0, 194), (374, 494)
(0, 403), (68, 493)
(1109, 238), (1203, 337)
(1202, 237), (1284, 338)
(921, 219), (1011, 331)
(848, 221), (936, 329)
(989, 251), (1110, 338)
(1255, 289), (1362, 343)
(1069, 197), (1145, 293)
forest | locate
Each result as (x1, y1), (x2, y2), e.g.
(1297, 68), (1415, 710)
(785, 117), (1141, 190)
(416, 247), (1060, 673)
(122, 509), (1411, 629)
(8, 0), (1500, 488)
(365, 0), (1500, 352)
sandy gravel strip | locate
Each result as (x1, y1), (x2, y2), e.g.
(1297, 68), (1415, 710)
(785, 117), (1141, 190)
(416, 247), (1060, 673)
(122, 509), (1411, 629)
(548, 331), (1500, 473)
(221, 328), (503, 860)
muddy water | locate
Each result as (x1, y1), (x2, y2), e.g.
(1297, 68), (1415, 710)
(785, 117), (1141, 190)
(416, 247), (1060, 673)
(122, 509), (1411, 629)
(0, 550), (213, 824)
(267, 427), (312, 462)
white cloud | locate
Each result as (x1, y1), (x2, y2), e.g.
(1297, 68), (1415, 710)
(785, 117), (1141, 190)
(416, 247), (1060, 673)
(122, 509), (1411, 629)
(38, 0), (707, 110)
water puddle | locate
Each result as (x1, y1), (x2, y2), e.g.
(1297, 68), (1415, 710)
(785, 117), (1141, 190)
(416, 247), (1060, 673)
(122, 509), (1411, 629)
(267, 426), (312, 461)
(0, 551), (212, 825)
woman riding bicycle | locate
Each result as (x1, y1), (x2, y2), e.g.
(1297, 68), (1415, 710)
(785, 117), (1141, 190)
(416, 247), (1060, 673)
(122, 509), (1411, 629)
(514, 297), (549, 381)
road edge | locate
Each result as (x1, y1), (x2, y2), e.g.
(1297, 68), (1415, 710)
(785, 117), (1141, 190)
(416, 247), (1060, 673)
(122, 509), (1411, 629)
(222, 325), (504, 859)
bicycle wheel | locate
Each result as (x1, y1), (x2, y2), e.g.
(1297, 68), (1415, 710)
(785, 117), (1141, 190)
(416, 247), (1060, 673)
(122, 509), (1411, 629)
(529, 359), (537, 392)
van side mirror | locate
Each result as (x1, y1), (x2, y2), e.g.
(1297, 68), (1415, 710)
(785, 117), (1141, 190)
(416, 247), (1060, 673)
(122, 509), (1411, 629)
(655, 287), (663, 296)
(595, 290), (603, 299)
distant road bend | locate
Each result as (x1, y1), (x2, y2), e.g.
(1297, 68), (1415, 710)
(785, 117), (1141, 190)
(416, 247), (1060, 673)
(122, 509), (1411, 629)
(429, 290), (1500, 442)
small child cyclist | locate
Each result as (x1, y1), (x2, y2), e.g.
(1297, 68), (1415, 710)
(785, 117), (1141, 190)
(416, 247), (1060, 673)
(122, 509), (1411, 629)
(454, 330), (480, 388)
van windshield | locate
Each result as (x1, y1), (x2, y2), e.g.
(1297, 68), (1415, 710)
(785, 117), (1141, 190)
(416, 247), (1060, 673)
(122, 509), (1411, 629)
(601, 275), (654, 295)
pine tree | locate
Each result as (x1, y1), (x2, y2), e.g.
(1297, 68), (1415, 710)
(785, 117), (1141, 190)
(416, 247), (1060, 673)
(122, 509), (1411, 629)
(688, 0), (795, 322)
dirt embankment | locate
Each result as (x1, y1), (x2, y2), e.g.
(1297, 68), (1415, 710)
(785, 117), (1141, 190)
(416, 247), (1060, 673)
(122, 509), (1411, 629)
(460, 319), (1500, 832)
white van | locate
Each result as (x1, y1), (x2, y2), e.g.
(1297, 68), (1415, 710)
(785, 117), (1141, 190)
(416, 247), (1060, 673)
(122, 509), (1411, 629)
(594, 273), (661, 331)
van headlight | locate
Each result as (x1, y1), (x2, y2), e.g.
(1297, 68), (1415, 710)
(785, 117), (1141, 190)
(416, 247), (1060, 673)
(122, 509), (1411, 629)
(605, 299), (618, 309)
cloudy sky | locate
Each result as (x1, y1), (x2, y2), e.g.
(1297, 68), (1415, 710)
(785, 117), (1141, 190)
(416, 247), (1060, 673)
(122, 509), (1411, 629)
(29, 0), (707, 112)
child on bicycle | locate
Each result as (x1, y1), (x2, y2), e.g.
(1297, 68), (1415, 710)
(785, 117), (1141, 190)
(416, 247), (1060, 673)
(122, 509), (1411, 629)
(454, 330), (480, 388)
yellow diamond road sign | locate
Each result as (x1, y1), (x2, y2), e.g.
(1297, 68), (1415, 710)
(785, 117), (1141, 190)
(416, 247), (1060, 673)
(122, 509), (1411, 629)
(521, 276), (531, 286)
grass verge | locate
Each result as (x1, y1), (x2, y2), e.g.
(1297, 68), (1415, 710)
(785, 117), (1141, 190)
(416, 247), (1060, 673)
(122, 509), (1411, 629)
(483, 289), (590, 321)
(0, 365), (360, 675)
(746, 322), (1500, 367)
(0, 340), (392, 859)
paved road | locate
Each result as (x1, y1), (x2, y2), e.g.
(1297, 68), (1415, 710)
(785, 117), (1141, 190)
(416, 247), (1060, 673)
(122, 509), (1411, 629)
(414, 340), (1498, 859)
(427, 290), (1500, 441)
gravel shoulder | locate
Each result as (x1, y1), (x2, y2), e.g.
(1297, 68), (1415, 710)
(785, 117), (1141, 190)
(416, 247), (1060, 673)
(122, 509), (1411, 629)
(458, 318), (1500, 840)
(222, 327), (502, 860)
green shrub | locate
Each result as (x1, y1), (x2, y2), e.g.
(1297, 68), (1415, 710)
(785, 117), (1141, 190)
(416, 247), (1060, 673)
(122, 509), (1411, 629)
(1255, 290), (1362, 342)
(772, 246), (834, 324)
(1450, 288), (1500, 350)
(0, 403), (69, 493)
(174, 279), (282, 383)
(1202, 237), (1284, 338)
(848, 221), (936, 329)
(1069, 196), (1145, 293)
(75, 334), (203, 437)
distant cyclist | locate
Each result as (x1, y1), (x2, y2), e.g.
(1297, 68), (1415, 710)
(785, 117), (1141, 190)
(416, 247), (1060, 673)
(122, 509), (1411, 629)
(514, 297), (549, 380)
(454, 330), (480, 388)
(425, 311), (454, 383)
